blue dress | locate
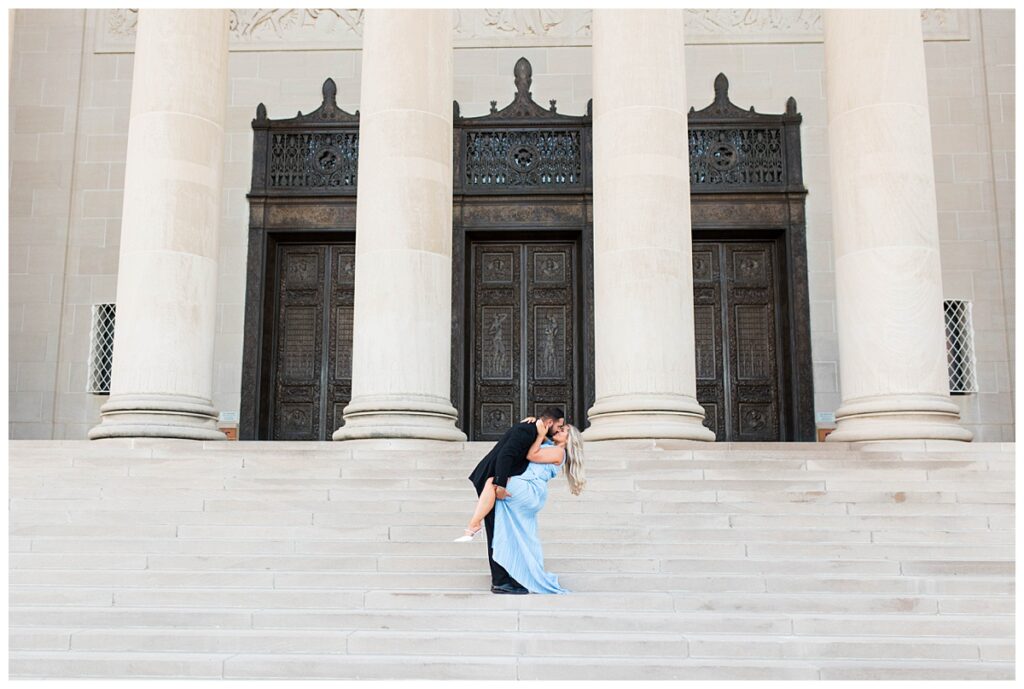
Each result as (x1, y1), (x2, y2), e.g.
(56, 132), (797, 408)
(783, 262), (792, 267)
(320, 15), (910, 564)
(492, 440), (570, 594)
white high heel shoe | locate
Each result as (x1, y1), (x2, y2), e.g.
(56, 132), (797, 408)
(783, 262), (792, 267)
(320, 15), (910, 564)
(453, 525), (483, 543)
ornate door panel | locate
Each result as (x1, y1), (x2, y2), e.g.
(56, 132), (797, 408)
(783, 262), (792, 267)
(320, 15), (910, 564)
(693, 246), (726, 438)
(693, 240), (782, 441)
(325, 246), (355, 433)
(270, 243), (354, 440)
(469, 241), (578, 441)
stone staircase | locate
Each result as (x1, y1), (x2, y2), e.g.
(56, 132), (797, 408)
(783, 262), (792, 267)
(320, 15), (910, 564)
(9, 438), (1015, 679)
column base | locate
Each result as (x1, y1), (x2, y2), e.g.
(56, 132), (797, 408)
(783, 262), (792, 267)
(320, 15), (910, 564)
(88, 393), (226, 441)
(333, 395), (467, 442)
(582, 394), (716, 441)
(826, 394), (974, 443)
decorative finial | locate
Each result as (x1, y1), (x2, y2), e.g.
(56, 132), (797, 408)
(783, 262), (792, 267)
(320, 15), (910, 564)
(490, 100), (498, 114)
(586, 99), (592, 118)
(785, 96), (797, 115)
(255, 103), (267, 121)
(453, 101), (461, 120)
(549, 99), (557, 114)
(514, 57), (532, 97)
(713, 73), (729, 105)
(322, 78), (337, 105)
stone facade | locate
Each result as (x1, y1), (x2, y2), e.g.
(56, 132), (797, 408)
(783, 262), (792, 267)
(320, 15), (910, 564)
(8, 9), (1015, 441)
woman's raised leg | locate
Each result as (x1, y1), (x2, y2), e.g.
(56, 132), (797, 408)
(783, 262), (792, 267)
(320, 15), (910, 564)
(468, 478), (496, 532)
(455, 478), (497, 541)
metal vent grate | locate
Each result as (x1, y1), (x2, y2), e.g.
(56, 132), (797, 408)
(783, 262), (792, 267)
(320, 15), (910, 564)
(944, 299), (978, 395)
(87, 303), (116, 394)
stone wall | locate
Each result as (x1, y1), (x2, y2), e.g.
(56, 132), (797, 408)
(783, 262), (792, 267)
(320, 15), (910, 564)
(8, 9), (1015, 441)
(9, 9), (89, 439)
(928, 10), (1015, 440)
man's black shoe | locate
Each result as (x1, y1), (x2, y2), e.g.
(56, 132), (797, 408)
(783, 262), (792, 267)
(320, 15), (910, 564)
(491, 583), (529, 595)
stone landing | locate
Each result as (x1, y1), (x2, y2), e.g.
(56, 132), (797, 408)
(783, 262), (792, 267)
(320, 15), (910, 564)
(8, 439), (1015, 680)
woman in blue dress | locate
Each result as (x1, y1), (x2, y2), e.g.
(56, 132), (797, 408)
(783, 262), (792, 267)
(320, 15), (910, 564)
(455, 419), (587, 594)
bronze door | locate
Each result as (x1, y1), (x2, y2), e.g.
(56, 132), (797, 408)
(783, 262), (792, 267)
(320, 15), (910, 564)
(269, 242), (355, 440)
(693, 240), (784, 441)
(468, 241), (579, 441)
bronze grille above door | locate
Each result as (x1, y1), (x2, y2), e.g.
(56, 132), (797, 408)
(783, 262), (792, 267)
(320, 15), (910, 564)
(468, 241), (579, 441)
(269, 243), (354, 440)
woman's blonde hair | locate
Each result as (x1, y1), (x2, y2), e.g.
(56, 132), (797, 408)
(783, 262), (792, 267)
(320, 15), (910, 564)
(562, 424), (586, 495)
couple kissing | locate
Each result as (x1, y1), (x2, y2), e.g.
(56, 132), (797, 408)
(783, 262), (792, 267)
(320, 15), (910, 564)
(460, 407), (587, 594)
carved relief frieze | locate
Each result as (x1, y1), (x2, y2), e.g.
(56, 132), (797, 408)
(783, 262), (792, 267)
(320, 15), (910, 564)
(265, 204), (355, 229)
(690, 201), (788, 227)
(454, 9), (592, 46)
(95, 8), (969, 52)
(461, 203), (584, 227)
(98, 8), (364, 52)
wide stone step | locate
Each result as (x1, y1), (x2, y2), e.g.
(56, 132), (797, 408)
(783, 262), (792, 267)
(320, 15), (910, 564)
(360, 590), (1013, 615)
(53, 628), (692, 656)
(13, 453), (1014, 467)
(518, 657), (1014, 681)
(9, 605), (1014, 637)
(37, 626), (1005, 661)
(10, 650), (1015, 680)
(9, 503), (1013, 527)
(12, 566), (1009, 595)
(5, 650), (817, 680)
(9, 587), (1014, 615)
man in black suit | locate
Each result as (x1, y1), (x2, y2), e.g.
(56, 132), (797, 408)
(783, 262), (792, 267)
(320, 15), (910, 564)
(468, 406), (566, 594)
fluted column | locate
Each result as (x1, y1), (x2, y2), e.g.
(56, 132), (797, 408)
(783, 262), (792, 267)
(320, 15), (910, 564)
(333, 9), (465, 441)
(90, 10), (229, 440)
(824, 10), (972, 442)
(583, 9), (714, 441)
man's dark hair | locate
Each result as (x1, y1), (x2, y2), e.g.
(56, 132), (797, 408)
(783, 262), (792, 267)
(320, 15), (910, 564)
(537, 406), (565, 422)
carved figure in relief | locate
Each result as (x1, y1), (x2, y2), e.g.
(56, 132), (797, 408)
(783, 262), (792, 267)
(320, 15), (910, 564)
(455, 9), (590, 39)
(738, 256), (760, 277)
(287, 257), (314, 284)
(230, 8), (365, 41)
(487, 312), (509, 376)
(461, 409), (587, 595)
(540, 313), (559, 376)
(305, 8), (364, 35)
(282, 407), (308, 432)
(485, 407), (508, 431)
(485, 255), (508, 282)
(540, 256), (560, 279)
(743, 407), (768, 432)
(230, 9), (296, 39)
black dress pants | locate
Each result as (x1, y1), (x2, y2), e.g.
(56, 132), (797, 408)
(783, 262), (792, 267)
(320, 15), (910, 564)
(478, 483), (522, 589)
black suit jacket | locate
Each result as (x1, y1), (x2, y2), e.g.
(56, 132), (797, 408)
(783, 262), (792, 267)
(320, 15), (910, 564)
(468, 421), (537, 492)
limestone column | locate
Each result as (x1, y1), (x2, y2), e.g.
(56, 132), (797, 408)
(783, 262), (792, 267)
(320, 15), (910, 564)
(89, 10), (229, 440)
(824, 10), (972, 442)
(583, 9), (714, 441)
(333, 9), (465, 441)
